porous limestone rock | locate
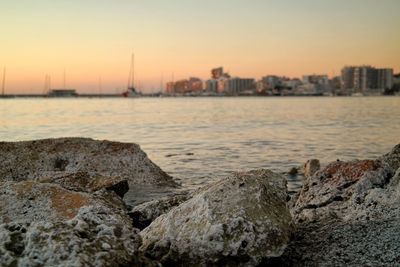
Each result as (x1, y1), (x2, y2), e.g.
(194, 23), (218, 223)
(0, 137), (175, 186)
(140, 169), (292, 267)
(0, 179), (129, 224)
(281, 144), (400, 266)
(0, 205), (142, 267)
(0, 179), (155, 266)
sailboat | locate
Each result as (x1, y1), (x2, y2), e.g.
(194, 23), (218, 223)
(122, 54), (140, 97)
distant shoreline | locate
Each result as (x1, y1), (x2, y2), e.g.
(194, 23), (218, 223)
(0, 94), (399, 99)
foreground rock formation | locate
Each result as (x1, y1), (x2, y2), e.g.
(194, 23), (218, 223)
(0, 179), (146, 266)
(281, 144), (400, 266)
(0, 137), (175, 186)
(1, 137), (399, 266)
(0, 138), (175, 266)
(140, 169), (292, 266)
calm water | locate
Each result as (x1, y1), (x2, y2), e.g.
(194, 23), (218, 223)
(1, 97), (399, 193)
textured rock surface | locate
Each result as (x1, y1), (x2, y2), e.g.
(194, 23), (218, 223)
(43, 171), (129, 198)
(0, 137), (175, 186)
(129, 192), (191, 230)
(140, 169), (292, 267)
(0, 180), (145, 266)
(281, 144), (400, 266)
(0, 179), (129, 224)
(303, 159), (320, 178)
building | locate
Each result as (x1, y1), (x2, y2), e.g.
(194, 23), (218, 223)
(211, 67), (226, 79)
(173, 79), (189, 94)
(206, 67), (232, 94)
(205, 79), (218, 93)
(302, 74), (331, 94)
(256, 75), (285, 94)
(225, 78), (255, 95)
(341, 65), (394, 94)
(165, 77), (203, 94)
(377, 68), (393, 91)
(330, 76), (342, 95)
(188, 77), (203, 92)
(260, 75), (284, 90)
(302, 75), (329, 85)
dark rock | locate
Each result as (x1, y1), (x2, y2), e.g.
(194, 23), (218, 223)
(128, 192), (191, 230)
(288, 167), (298, 175)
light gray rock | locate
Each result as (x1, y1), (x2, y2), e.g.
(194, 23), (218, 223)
(0, 137), (176, 187)
(0, 179), (129, 224)
(140, 169), (292, 267)
(380, 143), (400, 172)
(281, 144), (400, 266)
(0, 138), (174, 266)
(292, 159), (393, 222)
(303, 159), (320, 178)
(0, 182), (139, 266)
(0, 179), (158, 266)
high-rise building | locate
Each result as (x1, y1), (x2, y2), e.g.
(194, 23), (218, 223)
(377, 68), (393, 90)
(226, 78), (255, 94)
(341, 65), (393, 94)
(205, 79), (218, 92)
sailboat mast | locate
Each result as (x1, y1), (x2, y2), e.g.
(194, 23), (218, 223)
(44, 74), (51, 94)
(63, 69), (66, 89)
(131, 53), (135, 88)
(2, 67), (6, 96)
(99, 75), (102, 96)
(127, 53), (134, 89)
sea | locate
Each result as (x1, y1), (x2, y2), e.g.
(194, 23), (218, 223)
(1, 96), (399, 201)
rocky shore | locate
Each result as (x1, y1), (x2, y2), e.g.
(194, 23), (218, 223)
(0, 138), (399, 266)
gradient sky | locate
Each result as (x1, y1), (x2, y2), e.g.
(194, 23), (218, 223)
(1, 0), (399, 93)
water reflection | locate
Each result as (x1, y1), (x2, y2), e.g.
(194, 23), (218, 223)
(0, 96), (399, 192)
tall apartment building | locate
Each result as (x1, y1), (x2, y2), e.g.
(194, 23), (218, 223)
(225, 78), (255, 94)
(341, 65), (393, 94)
(377, 68), (394, 90)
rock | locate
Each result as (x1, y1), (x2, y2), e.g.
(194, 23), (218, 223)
(293, 159), (391, 222)
(42, 171), (129, 198)
(128, 192), (191, 230)
(288, 167), (298, 175)
(0, 179), (130, 224)
(303, 159), (320, 178)
(380, 143), (400, 172)
(282, 144), (400, 266)
(140, 169), (292, 266)
(0, 179), (145, 266)
(0, 137), (176, 186)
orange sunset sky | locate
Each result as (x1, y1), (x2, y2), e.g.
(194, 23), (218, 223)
(1, 0), (399, 93)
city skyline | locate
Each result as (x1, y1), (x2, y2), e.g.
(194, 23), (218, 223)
(1, 0), (399, 93)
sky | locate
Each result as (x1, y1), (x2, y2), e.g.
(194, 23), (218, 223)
(1, 0), (399, 93)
